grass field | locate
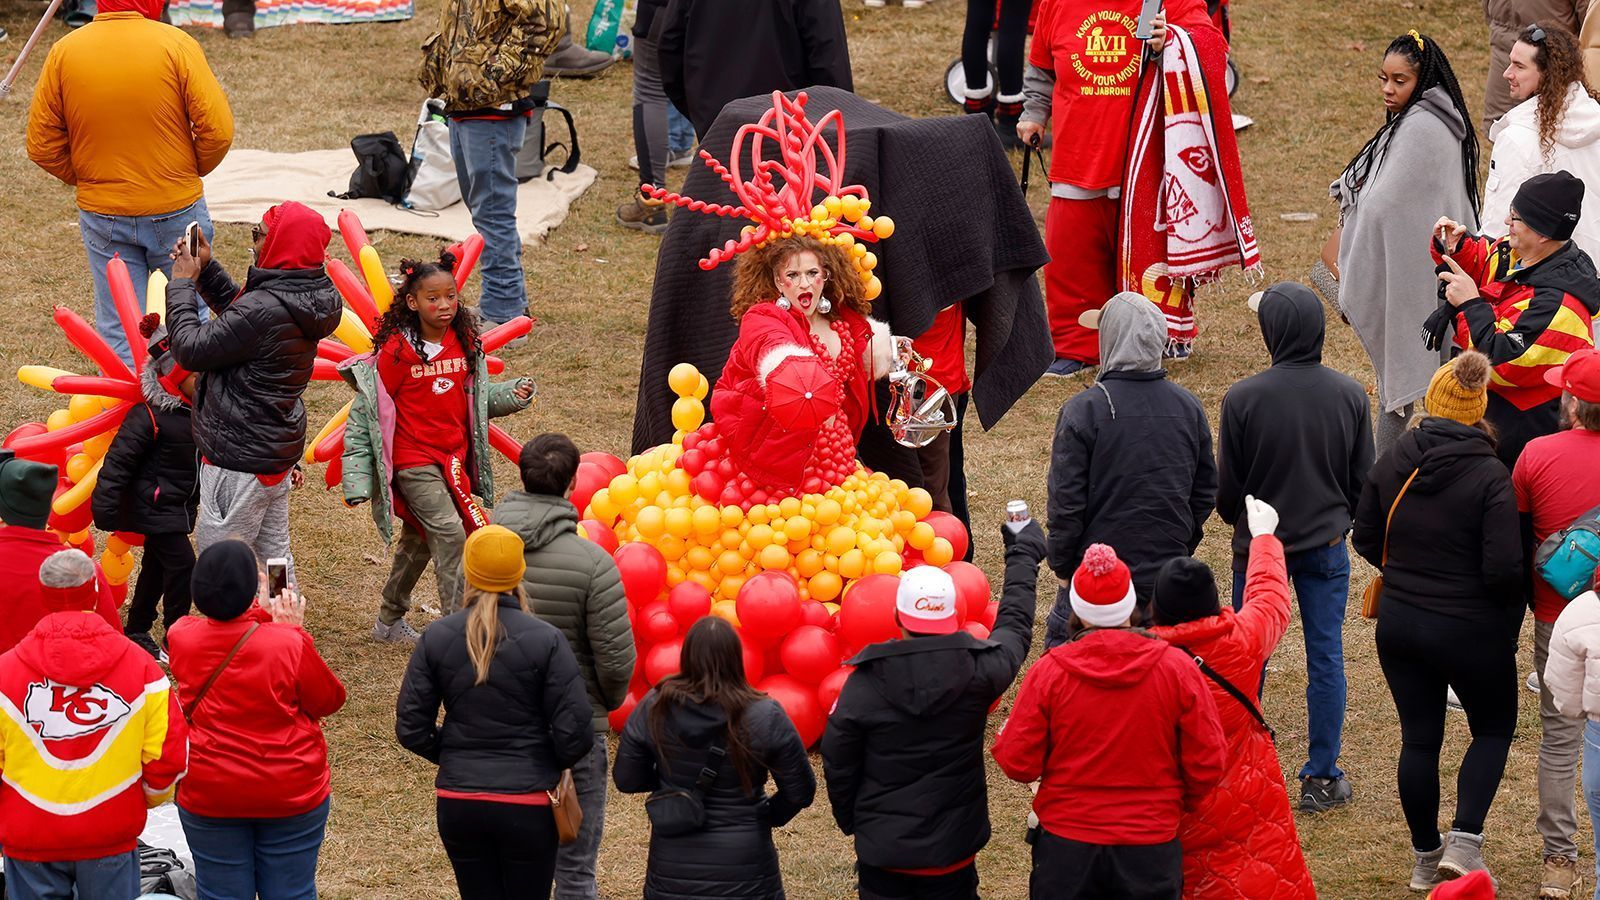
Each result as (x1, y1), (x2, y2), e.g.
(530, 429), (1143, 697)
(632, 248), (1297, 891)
(0, 0), (1573, 896)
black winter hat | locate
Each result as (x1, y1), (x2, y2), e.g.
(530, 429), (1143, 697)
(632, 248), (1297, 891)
(192, 540), (259, 621)
(1151, 557), (1221, 626)
(1511, 170), (1584, 241)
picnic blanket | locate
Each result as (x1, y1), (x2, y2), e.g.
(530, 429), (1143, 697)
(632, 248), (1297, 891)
(201, 149), (597, 241)
(166, 0), (411, 27)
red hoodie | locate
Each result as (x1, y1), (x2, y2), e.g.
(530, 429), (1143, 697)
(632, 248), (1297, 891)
(0, 527), (122, 657)
(992, 628), (1225, 844)
(97, 0), (164, 19)
(166, 607), (345, 818)
(256, 202), (333, 272)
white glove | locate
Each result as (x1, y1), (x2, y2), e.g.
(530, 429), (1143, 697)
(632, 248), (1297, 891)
(1245, 495), (1278, 538)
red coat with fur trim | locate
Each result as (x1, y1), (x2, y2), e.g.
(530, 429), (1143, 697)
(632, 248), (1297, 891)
(1148, 535), (1315, 900)
(710, 302), (886, 490)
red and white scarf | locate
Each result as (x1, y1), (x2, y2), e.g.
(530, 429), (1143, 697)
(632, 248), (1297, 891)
(1119, 23), (1260, 350)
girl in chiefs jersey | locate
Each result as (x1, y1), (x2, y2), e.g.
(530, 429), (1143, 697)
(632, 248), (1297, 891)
(342, 251), (536, 644)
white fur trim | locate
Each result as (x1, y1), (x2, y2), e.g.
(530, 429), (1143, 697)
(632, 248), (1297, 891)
(868, 320), (895, 380)
(996, 91), (1026, 104)
(757, 345), (812, 385)
(962, 87), (993, 101)
(1069, 581), (1138, 628)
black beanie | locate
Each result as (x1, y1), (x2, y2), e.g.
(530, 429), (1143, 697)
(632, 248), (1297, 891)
(1511, 170), (1584, 241)
(191, 540), (259, 621)
(1151, 557), (1221, 626)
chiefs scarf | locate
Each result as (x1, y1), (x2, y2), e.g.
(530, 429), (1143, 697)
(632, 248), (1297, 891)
(394, 455), (490, 539)
(1119, 23), (1260, 350)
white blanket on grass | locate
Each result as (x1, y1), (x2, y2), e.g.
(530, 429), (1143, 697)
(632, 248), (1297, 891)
(202, 149), (597, 241)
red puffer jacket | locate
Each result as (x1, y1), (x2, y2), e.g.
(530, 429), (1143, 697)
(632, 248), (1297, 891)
(1149, 535), (1315, 899)
(166, 607), (346, 818)
(991, 627), (1226, 844)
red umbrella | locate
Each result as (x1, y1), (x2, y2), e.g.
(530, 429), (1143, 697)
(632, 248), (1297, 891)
(766, 356), (839, 430)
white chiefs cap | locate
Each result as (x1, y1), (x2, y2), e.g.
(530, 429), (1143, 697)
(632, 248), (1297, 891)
(895, 566), (960, 635)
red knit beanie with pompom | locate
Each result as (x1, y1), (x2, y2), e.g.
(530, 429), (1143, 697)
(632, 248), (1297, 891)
(1069, 543), (1136, 628)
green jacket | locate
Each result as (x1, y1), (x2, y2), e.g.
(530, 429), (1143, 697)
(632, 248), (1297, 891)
(340, 348), (533, 544)
(494, 490), (635, 733)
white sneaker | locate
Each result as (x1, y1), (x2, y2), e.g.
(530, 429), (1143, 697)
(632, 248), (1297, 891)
(628, 148), (695, 170)
(902, 0), (926, 7)
(371, 618), (421, 644)
(863, 0), (886, 7)
(1447, 687), (1463, 711)
(1528, 670), (1542, 695)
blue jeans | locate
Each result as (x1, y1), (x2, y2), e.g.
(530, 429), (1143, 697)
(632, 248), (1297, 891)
(668, 102), (694, 153)
(449, 116), (527, 324)
(1583, 720), (1600, 898)
(179, 796), (331, 900)
(79, 197), (214, 365)
(2, 850), (138, 899)
(1233, 538), (1350, 780)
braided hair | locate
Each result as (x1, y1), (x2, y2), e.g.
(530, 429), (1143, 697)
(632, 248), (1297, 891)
(370, 250), (483, 367)
(1341, 32), (1480, 216)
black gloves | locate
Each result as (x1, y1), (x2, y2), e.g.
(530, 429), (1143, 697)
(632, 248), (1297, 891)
(1002, 519), (1047, 563)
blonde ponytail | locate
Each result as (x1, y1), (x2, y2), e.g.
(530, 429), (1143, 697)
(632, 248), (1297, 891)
(464, 585), (530, 685)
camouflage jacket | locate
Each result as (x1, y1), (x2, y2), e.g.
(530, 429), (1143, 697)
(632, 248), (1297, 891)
(420, 0), (564, 112)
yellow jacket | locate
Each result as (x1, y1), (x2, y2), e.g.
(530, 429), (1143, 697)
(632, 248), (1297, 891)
(26, 12), (234, 216)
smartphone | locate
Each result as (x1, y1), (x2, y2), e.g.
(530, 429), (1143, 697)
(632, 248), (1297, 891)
(1134, 0), (1163, 40)
(184, 221), (200, 259)
(266, 558), (289, 598)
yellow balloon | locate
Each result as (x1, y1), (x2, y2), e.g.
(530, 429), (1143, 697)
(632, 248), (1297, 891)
(609, 474), (640, 507)
(106, 534), (130, 556)
(664, 507), (693, 539)
(68, 529), (90, 546)
(100, 550), (134, 586)
(69, 393), (101, 421)
(635, 506), (667, 540)
(146, 269), (168, 320)
(783, 516), (812, 544)
(694, 374), (709, 400)
(692, 505), (722, 536)
(908, 522), (936, 551)
(711, 598), (742, 624)
(873, 551), (903, 576)
(684, 546), (716, 573)
(668, 363), (701, 397)
(46, 409), (73, 431)
(671, 397), (705, 433)
(17, 366), (77, 391)
(359, 244), (395, 313)
(825, 525), (856, 556)
(904, 488), (934, 519)
(304, 400), (352, 464)
(721, 505), (745, 528)
(795, 548), (825, 578)
(864, 275), (883, 301)
(52, 458), (102, 515)
(872, 216), (896, 239)
(83, 430), (114, 459)
(924, 537), (955, 567)
(718, 576), (746, 602)
(810, 571), (843, 602)
(747, 524), (776, 550)
(665, 468), (692, 498)
(838, 548), (866, 579)
(334, 308), (374, 354)
(757, 543), (791, 571)
(587, 488), (619, 526)
(65, 453), (93, 483)
(814, 498), (842, 526)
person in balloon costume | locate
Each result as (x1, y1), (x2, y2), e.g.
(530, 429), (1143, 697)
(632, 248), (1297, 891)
(340, 251), (536, 645)
(711, 233), (894, 501)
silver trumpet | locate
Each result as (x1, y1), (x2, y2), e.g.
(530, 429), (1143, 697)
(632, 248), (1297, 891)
(886, 337), (959, 448)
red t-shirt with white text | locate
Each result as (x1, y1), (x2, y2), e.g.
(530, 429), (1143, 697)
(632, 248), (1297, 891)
(377, 331), (471, 473)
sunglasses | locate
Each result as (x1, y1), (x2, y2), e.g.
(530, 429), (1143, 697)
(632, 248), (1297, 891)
(251, 224), (267, 243)
(1527, 24), (1547, 43)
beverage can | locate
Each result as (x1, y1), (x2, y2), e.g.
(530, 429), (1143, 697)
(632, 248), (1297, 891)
(1004, 500), (1030, 533)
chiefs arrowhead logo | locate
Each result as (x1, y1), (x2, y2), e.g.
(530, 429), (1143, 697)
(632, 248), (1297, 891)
(432, 377), (456, 395)
(24, 680), (132, 740)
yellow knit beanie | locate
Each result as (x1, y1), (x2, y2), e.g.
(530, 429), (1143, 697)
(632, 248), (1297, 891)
(463, 525), (526, 593)
(1425, 351), (1491, 425)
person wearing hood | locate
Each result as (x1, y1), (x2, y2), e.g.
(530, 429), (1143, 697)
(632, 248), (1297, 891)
(0, 451), (122, 656)
(25, 0), (232, 366)
(992, 542), (1226, 900)
(166, 540), (346, 900)
(614, 616), (816, 900)
(1044, 291), (1217, 644)
(1215, 283), (1374, 814)
(1484, 23), (1600, 263)
(166, 202), (342, 586)
(821, 520), (1047, 899)
(493, 433), (633, 900)
(1147, 496), (1317, 899)
(0, 549), (188, 899)
(1330, 32), (1480, 456)
(91, 314), (199, 662)
(1433, 169), (1600, 468)
(1353, 351), (1524, 890)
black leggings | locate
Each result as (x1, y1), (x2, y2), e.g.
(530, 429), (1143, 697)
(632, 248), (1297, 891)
(961, 0), (1031, 97)
(126, 531), (195, 635)
(436, 797), (558, 900)
(1375, 599), (1520, 850)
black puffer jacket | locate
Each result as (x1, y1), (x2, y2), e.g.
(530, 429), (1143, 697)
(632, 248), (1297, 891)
(91, 368), (199, 536)
(395, 595), (594, 792)
(166, 259), (341, 474)
(614, 693), (816, 899)
(1353, 417), (1523, 623)
(821, 525), (1044, 870)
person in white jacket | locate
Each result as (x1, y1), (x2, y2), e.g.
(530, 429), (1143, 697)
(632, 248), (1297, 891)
(1544, 585), (1600, 900)
(1484, 22), (1600, 265)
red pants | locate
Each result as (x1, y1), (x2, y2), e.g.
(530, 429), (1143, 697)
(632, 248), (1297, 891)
(1044, 194), (1119, 364)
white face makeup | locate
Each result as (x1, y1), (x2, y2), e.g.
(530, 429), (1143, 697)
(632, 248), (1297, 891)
(776, 251), (827, 315)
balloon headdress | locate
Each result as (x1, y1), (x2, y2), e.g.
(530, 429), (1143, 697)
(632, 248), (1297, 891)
(644, 91), (895, 299)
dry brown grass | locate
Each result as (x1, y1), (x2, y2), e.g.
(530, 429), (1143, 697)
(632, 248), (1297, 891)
(0, 0), (1569, 896)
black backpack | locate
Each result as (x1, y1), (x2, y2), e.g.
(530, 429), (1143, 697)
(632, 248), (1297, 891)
(335, 131), (413, 204)
(515, 81), (582, 182)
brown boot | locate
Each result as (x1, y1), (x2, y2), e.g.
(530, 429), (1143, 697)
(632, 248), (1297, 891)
(1540, 855), (1582, 898)
(616, 197), (668, 235)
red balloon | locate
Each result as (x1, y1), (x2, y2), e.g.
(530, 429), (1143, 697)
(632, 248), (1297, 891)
(962, 621), (991, 640)
(798, 599), (832, 629)
(691, 471), (726, 502)
(760, 674), (825, 748)
(837, 574), (901, 651)
(615, 543), (668, 605)
(108, 579), (127, 606)
(736, 572), (802, 643)
(3, 423), (48, 449)
(943, 561), (991, 624)
(112, 531), (144, 548)
(571, 463), (610, 516)
(980, 600), (999, 630)
(640, 601), (679, 645)
(924, 512), (970, 562)
(668, 582), (713, 630)
(579, 519), (619, 554)
(581, 452), (627, 482)
(644, 639), (683, 684)
(778, 625), (841, 684)
(608, 691), (641, 733)
(817, 665), (854, 714)
(48, 487), (92, 535)
(738, 631), (766, 683)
